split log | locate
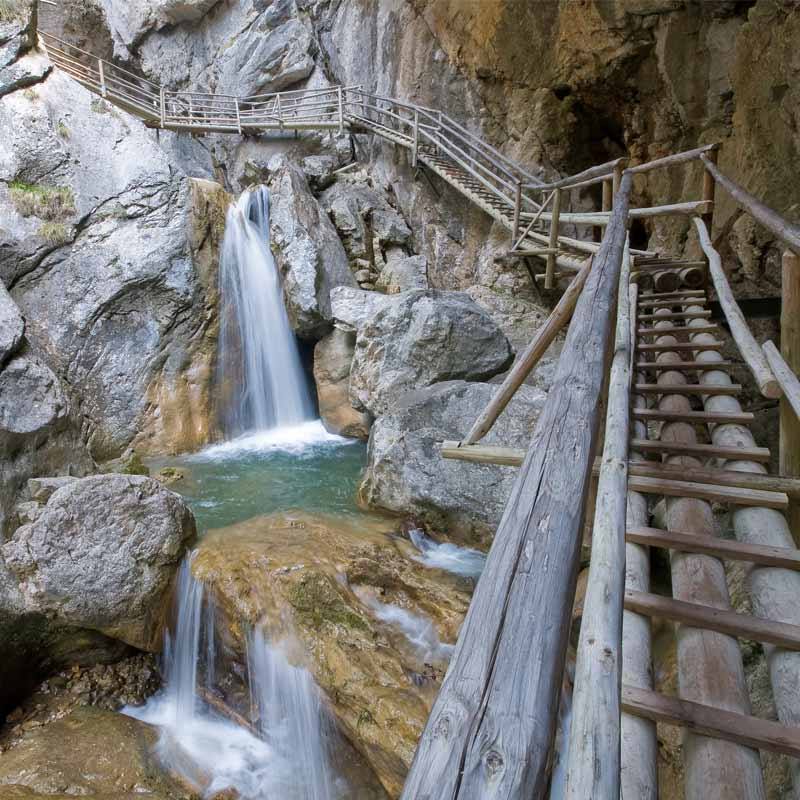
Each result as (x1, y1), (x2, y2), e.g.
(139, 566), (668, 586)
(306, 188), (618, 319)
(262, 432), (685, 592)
(400, 172), (633, 800)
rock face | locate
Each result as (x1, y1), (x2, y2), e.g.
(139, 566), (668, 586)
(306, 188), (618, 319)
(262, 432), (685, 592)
(267, 156), (355, 338)
(314, 327), (371, 439)
(192, 510), (472, 798)
(0, 706), (193, 799)
(349, 290), (513, 416)
(361, 381), (547, 546)
(0, 3), (50, 99)
(0, 474), (196, 712)
(0, 12), (229, 460)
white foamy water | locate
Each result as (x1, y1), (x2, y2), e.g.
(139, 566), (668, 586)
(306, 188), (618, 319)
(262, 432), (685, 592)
(217, 187), (314, 436)
(355, 588), (454, 664)
(409, 529), (486, 579)
(126, 559), (343, 800)
(192, 420), (352, 461)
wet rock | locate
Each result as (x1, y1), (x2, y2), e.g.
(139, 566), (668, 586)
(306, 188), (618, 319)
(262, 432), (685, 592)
(313, 327), (371, 440)
(361, 380), (546, 546)
(267, 157), (355, 338)
(2, 474), (196, 651)
(0, 706), (192, 799)
(192, 510), (472, 798)
(350, 290), (513, 416)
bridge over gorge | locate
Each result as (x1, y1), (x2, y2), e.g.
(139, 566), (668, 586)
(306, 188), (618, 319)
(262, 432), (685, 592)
(35, 20), (800, 800)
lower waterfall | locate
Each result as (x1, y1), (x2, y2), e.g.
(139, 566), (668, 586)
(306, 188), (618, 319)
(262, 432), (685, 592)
(127, 559), (342, 799)
(217, 187), (314, 437)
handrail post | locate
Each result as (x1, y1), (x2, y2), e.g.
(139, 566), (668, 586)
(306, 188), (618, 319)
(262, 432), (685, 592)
(276, 93), (282, 129)
(337, 86), (344, 135)
(411, 108), (419, 167)
(701, 148), (718, 289)
(545, 187), (562, 289)
(235, 97), (242, 134)
(159, 87), (166, 128)
(782, 249), (800, 545)
(512, 180), (522, 248)
(98, 58), (107, 98)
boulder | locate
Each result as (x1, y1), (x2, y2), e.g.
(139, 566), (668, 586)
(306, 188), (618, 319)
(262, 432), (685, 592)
(192, 510), (472, 797)
(313, 328), (371, 440)
(0, 353), (66, 435)
(377, 252), (428, 293)
(0, 281), (24, 364)
(0, 3), (50, 99)
(350, 290), (513, 416)
(2, 474), (196, 652)
(360, 381), (546, 546)
(330, 285), (396, 333)
(267, 157), (355, 338)
(0, 706), (192, 799)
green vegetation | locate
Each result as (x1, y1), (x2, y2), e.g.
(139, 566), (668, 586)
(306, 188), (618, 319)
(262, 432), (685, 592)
(121, 452), (150, 477)
(23, 88), (38, 101)
(9, 181), (75, 221)
(0, 0), (26, 23)
(289, 572), (370, 633)
(56, 120), (70, 139)
(37, 222), (71, 245)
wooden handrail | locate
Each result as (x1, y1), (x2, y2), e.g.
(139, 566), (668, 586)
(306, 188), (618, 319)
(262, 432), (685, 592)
(700, 154), (800, 255)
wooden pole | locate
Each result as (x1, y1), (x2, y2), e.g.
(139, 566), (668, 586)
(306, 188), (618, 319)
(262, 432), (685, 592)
(694, 217), (780, 398)
(464, 256), (593, 445)
(411, 108), (419, 168)
(545, 188), (562, 289)
(98, 58), (107, 98)
(565, 239), (632, 799)
(159, 87), (166, 127)
(655, 304), (766, 800)
(691, 316), (800, 795)
(337, 86), (344, 136)
(511, 181), (522, 248)
(781, 249), (800, 545)
(400, 174), (632, 800)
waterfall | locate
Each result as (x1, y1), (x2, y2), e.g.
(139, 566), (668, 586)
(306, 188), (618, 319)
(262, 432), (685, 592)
(127, 558), (342, 799)
(217, 187), (314, 437)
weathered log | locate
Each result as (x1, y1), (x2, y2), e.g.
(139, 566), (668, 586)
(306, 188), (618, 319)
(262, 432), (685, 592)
(627, 143), (719, 174)
(694, 217), (780, 398)
(400, 173), (632, 800)
(464, 257), (593, 445)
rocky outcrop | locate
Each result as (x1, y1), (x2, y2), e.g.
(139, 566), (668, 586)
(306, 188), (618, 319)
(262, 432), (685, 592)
(266, 156), (355, 338)
(0, 706), (192, 799)
(361, 381), (546, 546)
(192, 510), (472, 797)
(0, 3), (50, 99)
(349, 290), (513, 416)
(1, 11), (229, 460)
(0, 474), (196, 712)
(0, 281), (24, 363)
(313, 327), (371, 440)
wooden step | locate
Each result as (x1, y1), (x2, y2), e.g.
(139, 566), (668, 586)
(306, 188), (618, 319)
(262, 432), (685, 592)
(633, 408), (753, 425)
(626, 473), (787, 509)
(638, 311), (712, 321)
(624, 590), (800, 649)
(627, 460), (799, 498)
(634, 360), (733, 372)
(637, 324), (719, 337)
(636, 341), (724, 352)
(630, 438), (770, 463)
(626, 526), (800, 570)
(640, 290), (707, 300)
(633, 383), (742, 396)
(639, 298), (708, 309)
(622, 685), (800, 759)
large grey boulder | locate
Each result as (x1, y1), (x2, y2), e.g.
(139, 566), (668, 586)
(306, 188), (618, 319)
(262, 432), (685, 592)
(361, 381), (546, 546)
(2, 474), (196, 651)
(350, 290), (513, 416)
(330, 285), (397, 332)
(267, 157), (355, 338)
(0, 281), (24, 365)
(0, 353), (67, 435)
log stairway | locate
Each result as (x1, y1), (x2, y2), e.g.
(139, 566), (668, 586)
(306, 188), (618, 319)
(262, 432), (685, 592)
(34, 7), (800, 798)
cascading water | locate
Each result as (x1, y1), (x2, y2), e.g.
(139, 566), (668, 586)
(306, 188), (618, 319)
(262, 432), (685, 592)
(217, 187), (314, 437)
(127, 559), (343, 799)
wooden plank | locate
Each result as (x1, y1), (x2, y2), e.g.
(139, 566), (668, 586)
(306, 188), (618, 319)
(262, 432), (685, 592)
(633, 407), (752, 425)
(636, 341), (724, 352)
(463, 256), (593, 444)
(621, 685), (800, 759)
(638, 297), (708, 309)
(695, 217), (781, 398)
(441, 440), (525, 466)
(401, 172), (633, 800)
(633, 383), (742, 396)
(624, 590), (800, 650)
(565, 239), (632, 798)
(627, 143), (719, 175)
(630, 438), (770, 463)
(764, 340), (800, 421)
(626, 474), (787, 510)
(638, 310), (712, 321)
(640, 289), (706, 300)
(637, 325), (718, 337)
(626, 526), (800, 570)
(635, 360), (733, 372)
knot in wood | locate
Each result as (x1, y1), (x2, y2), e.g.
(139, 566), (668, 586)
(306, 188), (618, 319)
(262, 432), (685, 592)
(485, 749), (504, 776)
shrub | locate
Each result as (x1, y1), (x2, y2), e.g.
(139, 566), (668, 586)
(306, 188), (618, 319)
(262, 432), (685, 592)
(9, 181), (76, 220)
(37, 222), (71, 245)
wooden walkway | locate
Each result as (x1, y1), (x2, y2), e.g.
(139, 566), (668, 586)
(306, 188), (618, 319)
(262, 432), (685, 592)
(38, 19), (800, 800)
